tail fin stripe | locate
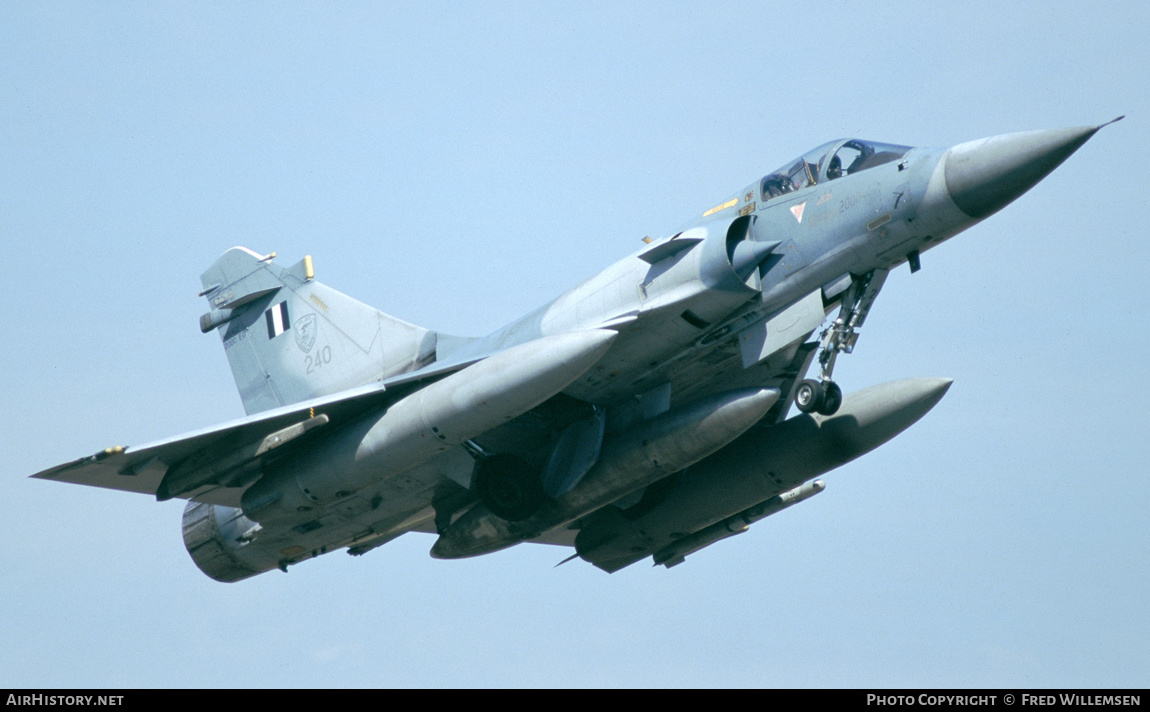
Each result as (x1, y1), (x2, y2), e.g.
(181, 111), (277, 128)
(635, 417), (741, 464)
(265, 302), (290, 339)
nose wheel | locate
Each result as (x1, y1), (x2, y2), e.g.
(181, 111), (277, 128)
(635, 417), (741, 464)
(795, 379), (842, 416)
(797, 269), (888, 417)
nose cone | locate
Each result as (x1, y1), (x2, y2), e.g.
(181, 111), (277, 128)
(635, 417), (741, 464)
(944, 125), (1100, 220)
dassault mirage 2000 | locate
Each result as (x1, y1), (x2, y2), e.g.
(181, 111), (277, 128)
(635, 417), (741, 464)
(33, 119), (1119, 581)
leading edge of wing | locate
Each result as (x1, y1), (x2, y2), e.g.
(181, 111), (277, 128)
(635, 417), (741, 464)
(30, 352), (485, 508)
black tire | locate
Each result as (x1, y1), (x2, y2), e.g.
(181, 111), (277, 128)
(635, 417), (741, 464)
(795, 379), (825, 414)
(818, 381), (842, 416)
(474, 454), (544, 522)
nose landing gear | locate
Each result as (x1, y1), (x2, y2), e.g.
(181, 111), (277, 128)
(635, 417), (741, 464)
(795, 378), (842, 416)
(795, 269), (888, 416)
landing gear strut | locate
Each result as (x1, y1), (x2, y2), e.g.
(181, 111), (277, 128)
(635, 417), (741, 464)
(795, 269), (888, 416)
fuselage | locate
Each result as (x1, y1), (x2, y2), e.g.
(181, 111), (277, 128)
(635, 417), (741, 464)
(447, 124), (1104, 412)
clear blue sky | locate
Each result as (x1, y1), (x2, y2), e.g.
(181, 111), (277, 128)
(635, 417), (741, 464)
(2, 1), (1146, 688)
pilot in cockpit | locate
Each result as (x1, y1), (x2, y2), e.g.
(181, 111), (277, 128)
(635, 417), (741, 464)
(826, 155), (844, 181)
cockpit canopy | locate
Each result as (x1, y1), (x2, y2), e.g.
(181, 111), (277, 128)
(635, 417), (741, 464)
(760, 139), (911, 200)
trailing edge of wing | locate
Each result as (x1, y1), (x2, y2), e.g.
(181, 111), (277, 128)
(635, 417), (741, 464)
(31, 352), (486, 508)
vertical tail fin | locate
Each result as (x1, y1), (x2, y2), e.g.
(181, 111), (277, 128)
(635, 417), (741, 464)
(199, 247), (438, 414)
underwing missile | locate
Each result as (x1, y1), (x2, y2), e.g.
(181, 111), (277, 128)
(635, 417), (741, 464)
(651, 479), (825, 568)
(241, 328), (618, 522)
(430, 387), (781, 559)
(575, 378), (952, 572)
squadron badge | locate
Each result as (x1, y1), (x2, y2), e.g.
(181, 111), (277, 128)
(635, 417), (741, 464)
(295, 313), (318, 353)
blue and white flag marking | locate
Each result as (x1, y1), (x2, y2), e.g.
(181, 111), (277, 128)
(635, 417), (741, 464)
(265, 302), (290, 339)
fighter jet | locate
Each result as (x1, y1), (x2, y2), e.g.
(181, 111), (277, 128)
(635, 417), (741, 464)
(32, 119), (1120, 581)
